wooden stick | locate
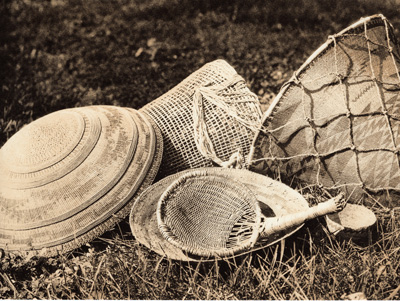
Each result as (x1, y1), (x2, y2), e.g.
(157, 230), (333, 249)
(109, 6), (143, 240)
(260, 193), (346, 238)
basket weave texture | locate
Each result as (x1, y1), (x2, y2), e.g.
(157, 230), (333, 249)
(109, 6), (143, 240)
(250, 15), (400, 208)
(140, 59), (262, 178)
(0, 106), (163, 257)
(157, 171), (261, 257)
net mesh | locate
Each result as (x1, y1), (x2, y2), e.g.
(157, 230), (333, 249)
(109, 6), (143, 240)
(141, 60), (262, 178)
(250, 15), (400, 208)
(157, 172), (261, 257)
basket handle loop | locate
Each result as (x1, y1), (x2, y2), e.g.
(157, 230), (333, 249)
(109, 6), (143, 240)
(193, 74), (262, 168)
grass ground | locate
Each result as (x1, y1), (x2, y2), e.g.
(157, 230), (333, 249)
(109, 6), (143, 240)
(1, 0), (400, 299)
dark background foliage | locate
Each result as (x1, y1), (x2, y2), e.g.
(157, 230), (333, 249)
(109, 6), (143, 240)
(1, 0), (400, 146)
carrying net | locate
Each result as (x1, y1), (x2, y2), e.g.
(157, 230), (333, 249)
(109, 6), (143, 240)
(250, 15), (400, 208)
(141, 59), (262, 178)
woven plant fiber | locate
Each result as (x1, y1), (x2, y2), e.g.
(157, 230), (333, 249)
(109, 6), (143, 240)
(140, 59), (262, 178)
(156, 170), (344, 258)
(130, 167), (309, 261)
(157, 172), (261, 257)
(249, 14), (400, 209)
(0, 106), (163, 257)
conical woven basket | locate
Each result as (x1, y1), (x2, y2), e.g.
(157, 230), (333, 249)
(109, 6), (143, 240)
(249, 14), (400, 208)
(130, 167), (309, 261)
(0, 106), (163, 257)
(140, 59), (262, 178)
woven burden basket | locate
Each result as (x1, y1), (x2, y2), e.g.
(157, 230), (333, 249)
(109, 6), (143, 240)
(0, 106), (163, 257)
(249, 14), (400, 209)
(130, 167), (309, 261)
(140, 59), (262, 178)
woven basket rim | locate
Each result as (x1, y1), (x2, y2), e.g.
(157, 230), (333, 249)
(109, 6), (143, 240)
(0, 106), (163, 257)
(130, 167), (309, 261)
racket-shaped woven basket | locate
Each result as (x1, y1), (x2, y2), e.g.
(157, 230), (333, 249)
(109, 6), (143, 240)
(156, 170), (345, 258)
(249, 14), (400, 208)
(130, 167), (310, 261)
(140, 59), (262, 178)
(0, 106), (163, 257)
(130, 167), (344, 260)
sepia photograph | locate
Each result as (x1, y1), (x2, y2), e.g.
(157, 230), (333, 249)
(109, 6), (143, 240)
(1, 0), (400, 299)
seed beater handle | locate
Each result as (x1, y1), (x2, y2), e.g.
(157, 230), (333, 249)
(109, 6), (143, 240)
(260, 193), (346, 238)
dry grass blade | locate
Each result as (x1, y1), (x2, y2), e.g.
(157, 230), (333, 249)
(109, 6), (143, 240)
(386, 283), (400, 300)
(0, 272), (17, 299)
(89, 255), (106, 295)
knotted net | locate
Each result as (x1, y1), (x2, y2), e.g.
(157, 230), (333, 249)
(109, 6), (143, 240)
(249, 14), (400, 208)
